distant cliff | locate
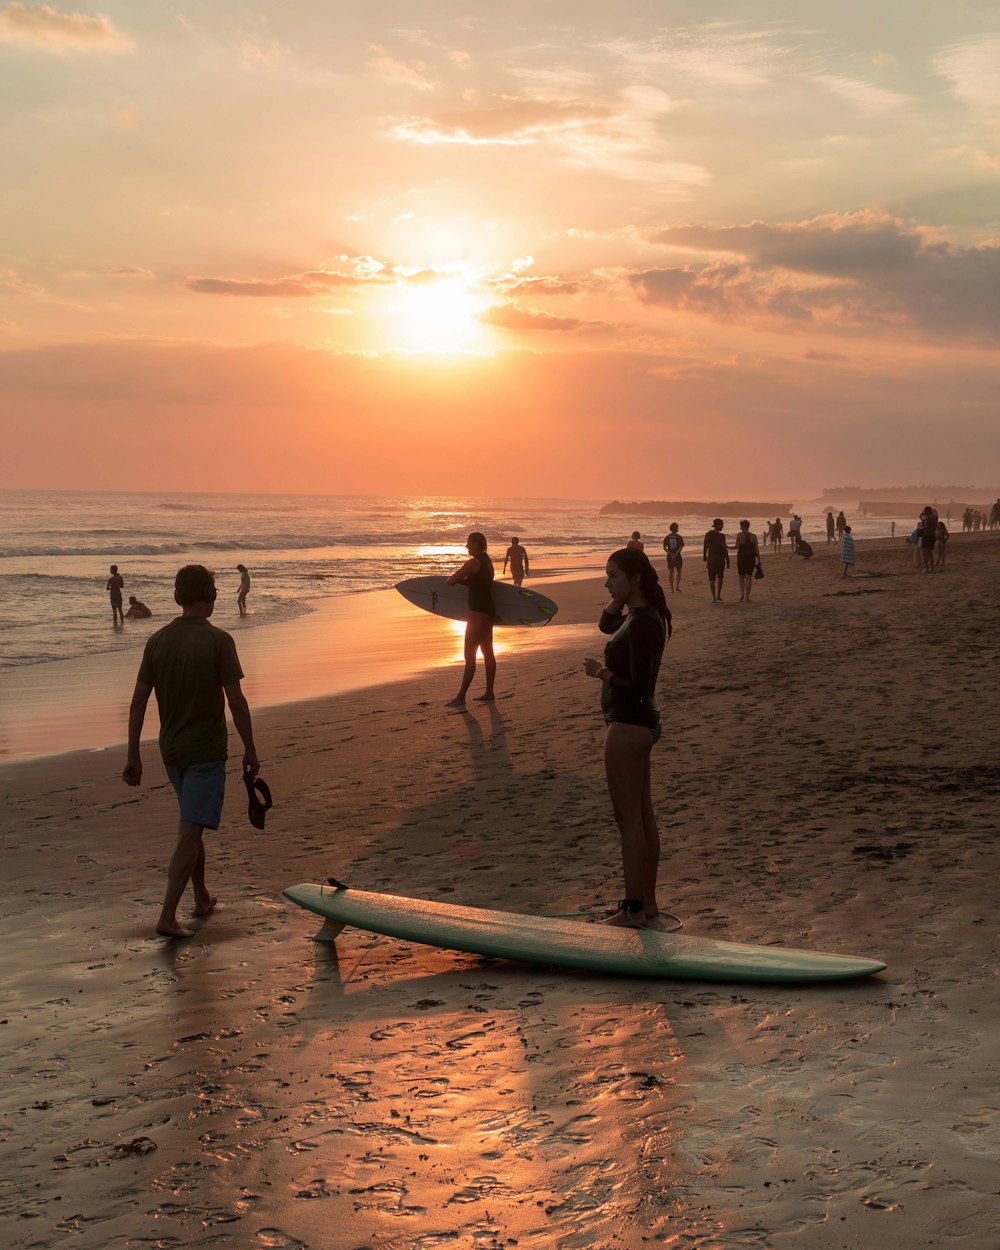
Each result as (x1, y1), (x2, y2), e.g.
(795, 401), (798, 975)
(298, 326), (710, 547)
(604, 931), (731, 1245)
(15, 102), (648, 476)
(600, 500), (791, 518)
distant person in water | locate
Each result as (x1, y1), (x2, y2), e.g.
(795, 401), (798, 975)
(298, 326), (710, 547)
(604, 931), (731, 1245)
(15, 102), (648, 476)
(503, 538), (530, 587)
(771, 517), (783, 553)
(826, 512), (835, 544)
(584, 548), (671, 928)
(662, 523), (685, 592)
(446, 532), (496, 706)
(125, 595), (152, 619)
(734, 520), (760, 602)
(107, 565), (125, 626)
(123, 564), (260, 939)
(236, 564), (251, 616)
(703, 519), (730, 602)
(627, 531), (644, 551)
(836, 511), (847, 540)
(840, 526), (856, 577)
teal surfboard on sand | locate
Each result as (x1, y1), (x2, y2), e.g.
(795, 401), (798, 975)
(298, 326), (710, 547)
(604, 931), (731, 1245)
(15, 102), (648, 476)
(395, 575), (558, 627)
(282, 884), (886, 984)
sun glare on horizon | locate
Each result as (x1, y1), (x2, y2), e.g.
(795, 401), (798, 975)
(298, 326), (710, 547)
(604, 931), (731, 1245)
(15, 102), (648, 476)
(378, 275), (495, 354)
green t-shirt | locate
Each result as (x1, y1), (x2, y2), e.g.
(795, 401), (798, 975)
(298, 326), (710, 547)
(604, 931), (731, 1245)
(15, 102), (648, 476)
(137, 617), (244, 766)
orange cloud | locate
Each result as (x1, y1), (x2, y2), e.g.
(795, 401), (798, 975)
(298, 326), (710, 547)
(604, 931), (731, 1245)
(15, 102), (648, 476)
(0, 2), (132, 51)
(640, 211), (1000, 343)
(480, 303), (608, 333)
(391, 96), (614, 145)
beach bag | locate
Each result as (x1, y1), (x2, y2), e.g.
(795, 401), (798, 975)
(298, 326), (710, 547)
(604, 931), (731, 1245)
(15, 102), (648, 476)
(754, 563), (764, 580)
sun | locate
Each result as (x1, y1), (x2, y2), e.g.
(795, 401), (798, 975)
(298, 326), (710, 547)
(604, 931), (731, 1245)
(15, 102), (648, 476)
(378, 276), (494, 354)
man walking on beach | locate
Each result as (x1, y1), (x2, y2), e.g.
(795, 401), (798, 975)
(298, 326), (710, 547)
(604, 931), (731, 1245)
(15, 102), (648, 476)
(107, 565), (125, 626)
(123, 564), (260, 939)
(703, 518), (730, 603)
(663, 523), (684, 592)
(503, 538), (530, 586)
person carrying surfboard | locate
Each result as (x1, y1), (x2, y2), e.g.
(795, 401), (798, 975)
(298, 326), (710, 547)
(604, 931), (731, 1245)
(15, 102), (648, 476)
(446, 532), (497, 706)
(584, 548), (671, 927)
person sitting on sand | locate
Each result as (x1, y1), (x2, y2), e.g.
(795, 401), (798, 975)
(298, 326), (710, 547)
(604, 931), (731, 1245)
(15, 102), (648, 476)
(107, 565), (125, 626)
(122, 564), (260, 939)
(662, 523), (684, 592)
(840, 525), (856, 578)
(236, 564), (251, 616)
(503, 538), (530, 587)
(125, 595), (152, 619)
(703, 519), (730, 603)
(734, 520), (760, 602)
(627, 531), (644, 551)
(446, 532), (497, 706)
(792, 538), (814, 560)
(583, 548), (671, 928)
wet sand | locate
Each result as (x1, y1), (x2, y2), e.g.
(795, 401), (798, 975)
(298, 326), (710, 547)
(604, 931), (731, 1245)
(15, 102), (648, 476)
(2, 533), (999, 1249)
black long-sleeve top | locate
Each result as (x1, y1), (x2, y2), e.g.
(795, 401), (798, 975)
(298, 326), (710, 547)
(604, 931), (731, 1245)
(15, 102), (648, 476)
(598, 606), (666, 729)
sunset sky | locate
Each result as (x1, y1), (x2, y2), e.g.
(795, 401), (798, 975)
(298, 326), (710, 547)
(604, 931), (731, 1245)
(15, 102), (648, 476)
(2, 2), (998, 497)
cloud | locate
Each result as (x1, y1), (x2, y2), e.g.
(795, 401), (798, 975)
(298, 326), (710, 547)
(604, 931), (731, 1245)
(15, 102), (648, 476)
(185, 264), (390, 298)
(805, 350), (848, 362)
(489, 275), (588, 297)
(600, 24), (792, 91)
(806, 72), (913, 113)
(640, 211), (1000, 343)
(934, 34), (1000, 111)
(391, 96), (615, 146)
(104, 266), (155, 279)
(480, 303), (605, 333)
(367, 43), (435, 91)
(0, 2), (132, 52)
(0, 268), (43, 295)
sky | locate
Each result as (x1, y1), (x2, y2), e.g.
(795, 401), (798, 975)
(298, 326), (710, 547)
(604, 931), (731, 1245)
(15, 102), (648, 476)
(1, 1), (998, 498)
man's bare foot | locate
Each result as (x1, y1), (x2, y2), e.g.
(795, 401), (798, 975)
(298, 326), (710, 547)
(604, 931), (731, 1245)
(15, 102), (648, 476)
(192, 895), (218, 917)
(474, 693), (495, 702)
(603, 908), (646, 928)
(156, 920), (194, 939)
(445, 697), (467, 707)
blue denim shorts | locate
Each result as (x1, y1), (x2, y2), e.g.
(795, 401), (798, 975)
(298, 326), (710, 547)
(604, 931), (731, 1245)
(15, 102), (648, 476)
(165, 761), (226, 829)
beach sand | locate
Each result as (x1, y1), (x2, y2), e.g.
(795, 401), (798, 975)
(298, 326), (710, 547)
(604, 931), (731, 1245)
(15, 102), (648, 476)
(2, 534), (998, 1249)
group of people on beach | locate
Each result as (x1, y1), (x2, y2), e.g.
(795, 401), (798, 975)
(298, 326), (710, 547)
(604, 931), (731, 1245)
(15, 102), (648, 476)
(106, 563), (251, 624)
(961, 501), (999, 532)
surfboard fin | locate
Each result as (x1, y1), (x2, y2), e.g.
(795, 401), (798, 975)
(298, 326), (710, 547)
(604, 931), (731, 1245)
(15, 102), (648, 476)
(312, 918), (346, 943)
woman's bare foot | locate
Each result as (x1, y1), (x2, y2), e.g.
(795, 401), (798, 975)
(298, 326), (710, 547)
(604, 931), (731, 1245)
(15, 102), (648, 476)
(474, 692), (495, 702)
(445, 697), (467, 707)
(156, 920), (194, 939)
(192, 895), (218, 917)
(603, 908), (646, 928)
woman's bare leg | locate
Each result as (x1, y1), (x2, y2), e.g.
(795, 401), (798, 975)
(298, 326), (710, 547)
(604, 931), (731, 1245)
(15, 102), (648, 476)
(475, 621), (496, 700)
(603, 724), (655, 925)
(640, 752), (660, 916)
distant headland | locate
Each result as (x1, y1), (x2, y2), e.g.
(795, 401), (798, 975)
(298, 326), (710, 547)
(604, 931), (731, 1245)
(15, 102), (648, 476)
(600, 500), (791, 518)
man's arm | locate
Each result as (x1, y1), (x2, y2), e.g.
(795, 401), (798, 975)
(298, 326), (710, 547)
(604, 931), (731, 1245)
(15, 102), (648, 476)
(123, 681), (153, 785)
(225, 680), (260, 777)
(523, 549), (529, 574)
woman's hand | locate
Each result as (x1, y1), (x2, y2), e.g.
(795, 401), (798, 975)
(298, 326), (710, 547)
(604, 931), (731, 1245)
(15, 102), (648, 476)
(583, 657), (604, 678)
(605, 595), (627, 614)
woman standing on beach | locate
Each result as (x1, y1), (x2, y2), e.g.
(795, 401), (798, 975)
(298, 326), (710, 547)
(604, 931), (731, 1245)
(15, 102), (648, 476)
(584, 549), (671, 927)
(446, 532), (496, 706)
(735, 520), (760, 602)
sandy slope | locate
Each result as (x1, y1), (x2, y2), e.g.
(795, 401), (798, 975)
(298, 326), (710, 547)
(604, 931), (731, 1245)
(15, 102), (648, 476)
(1, 533), (998, 1249)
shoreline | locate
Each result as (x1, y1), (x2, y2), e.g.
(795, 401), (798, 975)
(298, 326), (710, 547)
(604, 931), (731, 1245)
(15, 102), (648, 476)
(2, 532), (992, 767)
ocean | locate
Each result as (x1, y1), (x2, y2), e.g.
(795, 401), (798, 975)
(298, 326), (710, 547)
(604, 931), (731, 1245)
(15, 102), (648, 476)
(0, 489), (901, 672)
